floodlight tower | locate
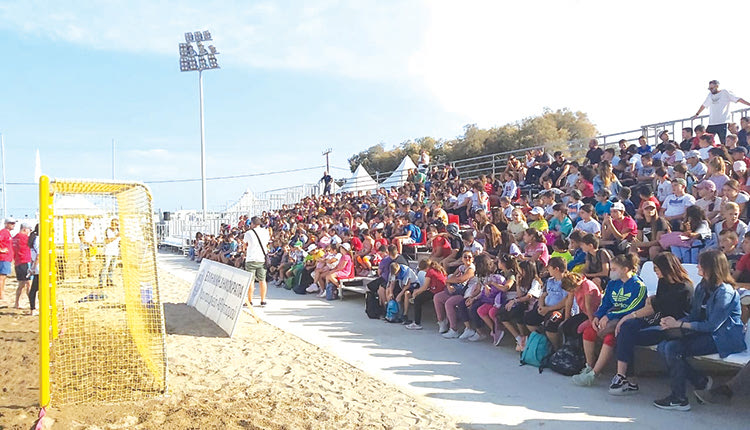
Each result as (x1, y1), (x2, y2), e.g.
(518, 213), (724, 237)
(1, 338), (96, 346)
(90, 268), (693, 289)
(179, 30), (220, 220)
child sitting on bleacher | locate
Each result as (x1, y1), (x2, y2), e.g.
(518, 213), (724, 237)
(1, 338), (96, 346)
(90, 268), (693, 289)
(550, 237), (572, 264)
(572, 253), (646, 387)
(580, 233), (611, 290)
(566, 231), (587, 272)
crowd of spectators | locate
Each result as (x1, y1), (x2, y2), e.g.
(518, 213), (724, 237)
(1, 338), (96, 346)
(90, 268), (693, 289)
(187, 107), (750, 412)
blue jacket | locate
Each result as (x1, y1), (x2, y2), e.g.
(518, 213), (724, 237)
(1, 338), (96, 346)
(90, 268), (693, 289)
(595, 275), (647, 320)
(683, 282), (746, 358)
(567, 248), (586, 271)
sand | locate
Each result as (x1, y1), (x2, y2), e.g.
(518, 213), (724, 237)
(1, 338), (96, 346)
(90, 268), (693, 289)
(0, 272), (456, 430)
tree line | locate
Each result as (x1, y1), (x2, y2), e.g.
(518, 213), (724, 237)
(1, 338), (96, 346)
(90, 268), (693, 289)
(347, 108), (598, 174)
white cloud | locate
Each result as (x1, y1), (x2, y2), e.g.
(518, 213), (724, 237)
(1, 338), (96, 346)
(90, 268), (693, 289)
(0, 0), (424, 80)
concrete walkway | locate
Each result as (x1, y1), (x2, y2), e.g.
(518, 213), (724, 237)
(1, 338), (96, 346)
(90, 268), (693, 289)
(158, 252), (749, 429)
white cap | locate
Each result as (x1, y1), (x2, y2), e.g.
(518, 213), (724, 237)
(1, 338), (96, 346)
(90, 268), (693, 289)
(610, 202), (626, 212)
(341, 242), (351, 251)
(306, 244), (317, 252)
(373, 222), (385, 230)
(4, 217), (16, 224)
(733, 160), (747, 173)
(529, 207), (545, 216)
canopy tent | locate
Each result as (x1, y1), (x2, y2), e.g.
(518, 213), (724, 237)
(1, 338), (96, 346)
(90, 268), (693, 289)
(379, 156), (418, 190)
(339, 165), (377, 193)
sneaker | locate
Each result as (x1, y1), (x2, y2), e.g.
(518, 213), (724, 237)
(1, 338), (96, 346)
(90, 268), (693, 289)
(317, 290), (326, 298)
(306, 285), (319, 293)
(493, 331), (505, 346)
(572, 367), (596, 386)
(405, 322), (423, 330)
(401, 319), (413, 325)
(459, 328), (476, 340)
(608, 374), (639, 395)
(30, 309), (39, 316)
(259, 301), (267, 308)
(514, 336), (524, 351)
(442, 328), (460, 339)
(438, 320), (449, 334)
(468, 332), (486, 342)
(694, 384), (733, 405)
(653, 394), (691, 411)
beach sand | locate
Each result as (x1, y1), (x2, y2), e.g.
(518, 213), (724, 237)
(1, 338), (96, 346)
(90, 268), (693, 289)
(0, 272), (456, 430)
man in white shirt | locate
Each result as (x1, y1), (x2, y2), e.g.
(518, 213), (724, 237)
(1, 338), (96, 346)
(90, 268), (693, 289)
(243, 216), (271, 307)
(99, 218), (120, 287)
(661, 178), (696, 228)
(692, 80), (750, 144)
(685, 151), (708, 180)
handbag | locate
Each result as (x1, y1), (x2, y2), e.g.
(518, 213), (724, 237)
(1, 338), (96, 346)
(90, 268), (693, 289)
(250, 228), (270, 269)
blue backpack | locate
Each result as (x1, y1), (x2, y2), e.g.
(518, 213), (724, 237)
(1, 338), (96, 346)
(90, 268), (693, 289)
(520, 331), (553, 372)
(325, 283), (338, 301)
(385, 299), (401, 323)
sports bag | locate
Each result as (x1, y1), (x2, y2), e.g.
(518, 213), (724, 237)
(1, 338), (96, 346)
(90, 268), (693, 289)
(365, 291), (383, 319)
(549, 336), (586, 376)
(520, 331), (553, 372)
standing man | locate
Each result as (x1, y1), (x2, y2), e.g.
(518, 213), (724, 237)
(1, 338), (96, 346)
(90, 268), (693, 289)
(243, 216), (270, 307)
(99, 218), (120, 288)
(738, 117), (750, 149)
(320, 171), (333, 196)
(692, 80), (750, 144)
(0, 218), (15, 302)
(78, 218), (97, 278)
(13, 223), (32, 309)
(584, 139), (604, 167)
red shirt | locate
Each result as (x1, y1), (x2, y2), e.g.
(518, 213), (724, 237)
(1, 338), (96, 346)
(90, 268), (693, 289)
(13, 232), (31, 264)
(430, 236), (452, 258)
(374, 237), (389, 250)
(580, 180), (595, 198)
(736, 253), (750, 274)
(425, 268), (447, 293)
(0, 229), (13, 262)
(612, 216), (638, 240)
(350, 236), (363, 252)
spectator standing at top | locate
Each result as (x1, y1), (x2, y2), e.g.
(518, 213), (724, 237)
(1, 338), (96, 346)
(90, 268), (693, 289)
(320, 171), (333, 195)
(243, 216), (271, 307)
(692, 80), (750, 144)
(0, 218), (15, 302)
(13, 223), (32, 309)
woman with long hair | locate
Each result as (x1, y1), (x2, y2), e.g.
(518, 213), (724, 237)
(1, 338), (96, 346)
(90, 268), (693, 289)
(609, 253), (693, 395)
(497, 259), (542, 351)
(27, 224), (40, 315)
(631, 199), (670, 260)
(404, 259), (447, 330)
(654, 250), (745, 411)
(594, 160), (621, 196)
(483, 223), (503, 256)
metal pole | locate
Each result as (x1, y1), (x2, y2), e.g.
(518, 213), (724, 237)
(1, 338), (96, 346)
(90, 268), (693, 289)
(112, 138), (116, 180)
(199, 70), (207, 220)
(1, 134), (6, 219)
(38, 175), (50, 408)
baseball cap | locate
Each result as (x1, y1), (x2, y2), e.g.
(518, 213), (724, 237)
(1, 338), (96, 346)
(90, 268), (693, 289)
(642, 200), (657, 210)
(734, 160), (747, 173)
(4, 217), (16, 224)
(730, 146), (748, 155)
(530, 207), (545, 216)
(21, 222), (33, 230)
(446, 223), (460, 236)
(341, 243), (351, 251)
(686, 150), (700, 159)
(372, 222), (385, 230)
(610, 202), (626, 212)
(695, 180), (716, 192)
(306, 244), (317, 252)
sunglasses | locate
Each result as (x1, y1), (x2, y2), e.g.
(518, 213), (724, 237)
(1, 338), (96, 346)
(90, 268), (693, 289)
(462, 255), (473, 260)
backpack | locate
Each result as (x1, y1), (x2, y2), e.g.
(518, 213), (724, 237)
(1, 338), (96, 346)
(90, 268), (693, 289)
(520, 331), (553, 372)
(365, 291), (383, 319)
(549, 335), (586, 376)
(325, 283), (338, 301)
(384, 299), (401, 323)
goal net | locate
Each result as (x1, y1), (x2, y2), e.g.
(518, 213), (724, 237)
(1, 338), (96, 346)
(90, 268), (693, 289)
(38, 178), (167, 406)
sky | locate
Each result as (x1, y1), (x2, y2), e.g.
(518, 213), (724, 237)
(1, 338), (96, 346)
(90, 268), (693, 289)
(1, 0), (749, 217)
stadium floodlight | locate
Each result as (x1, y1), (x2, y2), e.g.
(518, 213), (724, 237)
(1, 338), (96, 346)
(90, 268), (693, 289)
(179, 30), (220, 220)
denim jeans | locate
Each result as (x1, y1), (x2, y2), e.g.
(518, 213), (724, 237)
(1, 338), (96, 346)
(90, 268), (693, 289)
(616, 318), (666, 365)
(658, 333), (717, 399)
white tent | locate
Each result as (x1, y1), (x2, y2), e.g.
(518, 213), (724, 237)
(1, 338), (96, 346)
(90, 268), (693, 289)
(340, 165), (377, 193)
(379, 156), (418, 190)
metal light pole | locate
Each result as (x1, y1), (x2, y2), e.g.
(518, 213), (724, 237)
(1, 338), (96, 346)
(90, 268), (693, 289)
(322, 148), (332, 173)
(179, 30), (220, 220)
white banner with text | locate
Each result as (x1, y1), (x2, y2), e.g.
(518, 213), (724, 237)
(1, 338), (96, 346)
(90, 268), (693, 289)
(187, 259), (253, 337)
